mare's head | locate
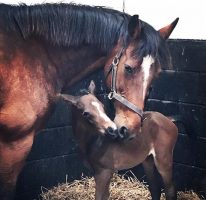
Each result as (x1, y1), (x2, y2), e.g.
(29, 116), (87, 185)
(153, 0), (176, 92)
(59, 81), (117, 137)
(105, 15), (178, 135)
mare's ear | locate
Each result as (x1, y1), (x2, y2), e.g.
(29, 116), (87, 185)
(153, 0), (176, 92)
(58, 94), (78, 105)
(88, 80), (96, 94)
(128, 15), (141, 39)
(158, 18), (179, 39)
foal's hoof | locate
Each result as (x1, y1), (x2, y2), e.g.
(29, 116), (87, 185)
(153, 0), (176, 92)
(105, 127), (119, 140)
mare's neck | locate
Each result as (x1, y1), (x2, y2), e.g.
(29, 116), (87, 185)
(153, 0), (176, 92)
(46, 45), (107, 91)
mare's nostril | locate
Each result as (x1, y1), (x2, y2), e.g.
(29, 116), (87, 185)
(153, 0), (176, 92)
(119, 126), (128, 134)
(118, 126), (129, 139)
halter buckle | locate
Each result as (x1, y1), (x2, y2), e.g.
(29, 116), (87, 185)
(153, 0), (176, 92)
(108, 92), (114, 100)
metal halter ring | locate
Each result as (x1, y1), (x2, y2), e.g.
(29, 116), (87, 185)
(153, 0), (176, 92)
(112, 57), (120, 66)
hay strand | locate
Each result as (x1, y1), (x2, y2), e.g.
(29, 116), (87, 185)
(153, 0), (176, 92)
(40, 172), (201, 200)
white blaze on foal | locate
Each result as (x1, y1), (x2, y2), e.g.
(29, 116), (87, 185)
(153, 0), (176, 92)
(141, 55), (154, 98)
(91, 101), (117, 130)
(149, 147), (156, 158)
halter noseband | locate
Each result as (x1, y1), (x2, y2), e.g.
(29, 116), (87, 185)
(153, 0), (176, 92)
(107, 48), (144, 119)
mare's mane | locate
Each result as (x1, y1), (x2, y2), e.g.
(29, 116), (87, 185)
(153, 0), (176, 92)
(1, 3), (129, 53)
(1, 3), (170, 67)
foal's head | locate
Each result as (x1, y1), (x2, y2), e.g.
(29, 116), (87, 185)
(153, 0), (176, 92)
(105, 15), (178, 135)
(59, 81), (117, 137)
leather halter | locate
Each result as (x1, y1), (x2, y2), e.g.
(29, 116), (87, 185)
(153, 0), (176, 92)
(107, 48), (144, 119)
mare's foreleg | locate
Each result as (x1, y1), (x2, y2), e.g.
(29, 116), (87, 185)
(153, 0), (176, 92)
(94, 167), (113, 200)
(154, 151), (176, 200)
(0, 131), (35, 200)
(142, 155), (161, 200)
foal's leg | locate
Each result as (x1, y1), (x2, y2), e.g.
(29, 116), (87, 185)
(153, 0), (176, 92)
(142, 156), (161, 200)
(0, 131), (35, 200)
(94, 167), (113, 200)
(154, 152), (176, 200)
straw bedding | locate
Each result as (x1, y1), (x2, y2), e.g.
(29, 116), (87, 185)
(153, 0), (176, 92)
(41, 172), (201, 200)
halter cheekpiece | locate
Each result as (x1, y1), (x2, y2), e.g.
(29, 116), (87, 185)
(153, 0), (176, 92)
(107, 48), (144, 119)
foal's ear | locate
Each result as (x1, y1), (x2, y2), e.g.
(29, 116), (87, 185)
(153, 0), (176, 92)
(88, 80), (96, 94)
(158, 18), (179, 39)
(58, 93), (78, 105)
(128, 15), (141, 39)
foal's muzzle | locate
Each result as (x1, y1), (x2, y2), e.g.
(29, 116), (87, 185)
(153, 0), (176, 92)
(105, 126), (134, 141)
(105, 127), (118, 139)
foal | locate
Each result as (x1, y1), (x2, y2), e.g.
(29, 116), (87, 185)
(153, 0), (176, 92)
(60, 81), (178, 200)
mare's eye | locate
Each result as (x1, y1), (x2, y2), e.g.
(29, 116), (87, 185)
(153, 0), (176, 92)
(82, 111), (90, 118)
(124, 64), (134, 74)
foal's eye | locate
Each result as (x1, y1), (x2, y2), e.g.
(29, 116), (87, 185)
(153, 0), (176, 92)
(124, 64), (134, 75)
(82, 111), (90, 118)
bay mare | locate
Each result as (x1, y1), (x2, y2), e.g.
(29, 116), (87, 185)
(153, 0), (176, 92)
(0, 3), (177, 199)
